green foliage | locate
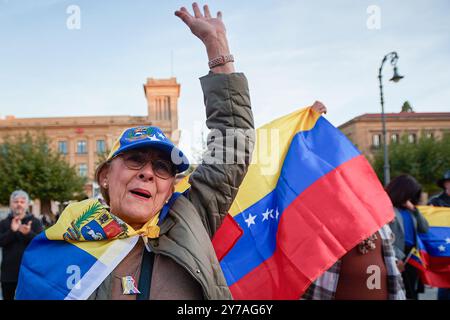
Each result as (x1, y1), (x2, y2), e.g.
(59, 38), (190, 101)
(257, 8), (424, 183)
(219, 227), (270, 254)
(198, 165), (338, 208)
(372, 132), (450, 194)
(401, 101), (414, 112)
(0, 133), (87, 206)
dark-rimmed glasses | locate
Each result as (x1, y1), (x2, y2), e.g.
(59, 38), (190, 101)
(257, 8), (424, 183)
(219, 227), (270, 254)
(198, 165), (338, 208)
(117, 150), (176, 180)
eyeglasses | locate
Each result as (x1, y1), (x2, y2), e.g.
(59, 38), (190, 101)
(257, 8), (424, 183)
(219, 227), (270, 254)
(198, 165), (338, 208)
(118, 151), (176, 180)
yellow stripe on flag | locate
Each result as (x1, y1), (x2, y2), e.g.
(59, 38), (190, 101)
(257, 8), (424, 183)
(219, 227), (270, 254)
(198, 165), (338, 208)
(417, 205), (450, 227)
(228, 106), (320, 216)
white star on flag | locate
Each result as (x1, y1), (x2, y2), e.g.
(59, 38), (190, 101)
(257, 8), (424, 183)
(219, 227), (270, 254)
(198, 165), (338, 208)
(245, 213), (257, 228)
(157, 132), (166, 139)
(275, 208), (280, 220)
(445, 238), (450, 244)
(149, 134), (160, 141)
(438, 245), (446, 252)
(262, 208), (274, 221)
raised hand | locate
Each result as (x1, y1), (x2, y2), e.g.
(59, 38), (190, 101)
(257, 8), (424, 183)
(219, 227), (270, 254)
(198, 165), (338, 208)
(403, 200), (416, 211)
(18, 221), (32, 235)
(175, 3), (234, 73)
(311, 101), (327, 114)
(10, 216), (21, 232)
(175, 3), (225, 45)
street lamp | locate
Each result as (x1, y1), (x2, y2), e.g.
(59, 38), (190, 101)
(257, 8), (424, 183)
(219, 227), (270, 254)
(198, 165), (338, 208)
(378, 51), (404, 186)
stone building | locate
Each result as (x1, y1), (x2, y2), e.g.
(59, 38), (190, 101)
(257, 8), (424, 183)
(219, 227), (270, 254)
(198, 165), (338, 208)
(338, 111), (450, 159)
(0, 77), (181, 204)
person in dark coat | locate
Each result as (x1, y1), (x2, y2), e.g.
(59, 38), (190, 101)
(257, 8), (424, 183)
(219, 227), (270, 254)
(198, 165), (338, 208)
(428, 170), (450, 300)
(428, 170), (450, 207)
(387, 175), (429, 300)
(0, 190), (43, 300)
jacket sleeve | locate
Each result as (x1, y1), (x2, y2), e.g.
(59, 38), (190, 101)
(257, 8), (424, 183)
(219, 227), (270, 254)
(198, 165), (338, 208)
(389, 219), (406, 260)
(388, 209), (406, 261)
(0, 221), (17, 247)
(413, 208), (429, 234)
(188, 72), (255, 237)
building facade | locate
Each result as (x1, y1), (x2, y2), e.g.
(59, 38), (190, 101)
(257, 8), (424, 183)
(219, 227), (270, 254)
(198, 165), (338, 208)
(338, 112), (450, 159)
(0, 77), (181, 199)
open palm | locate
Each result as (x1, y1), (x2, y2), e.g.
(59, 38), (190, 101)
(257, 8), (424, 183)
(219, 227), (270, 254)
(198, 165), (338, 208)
(175, 3), (226, 44)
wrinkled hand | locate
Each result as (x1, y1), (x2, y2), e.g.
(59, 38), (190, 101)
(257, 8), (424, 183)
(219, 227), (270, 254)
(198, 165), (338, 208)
(175, 3), (225, 45)
(311, 101), (327, 114)
(11, 216), (21, 232)
(18, 221), (32, 235)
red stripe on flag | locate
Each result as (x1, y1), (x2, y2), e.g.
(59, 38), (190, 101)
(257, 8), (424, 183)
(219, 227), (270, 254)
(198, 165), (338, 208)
(212, 214), (243, 261)
(230, 155), (394, 299)
(410, 250), (450, 288)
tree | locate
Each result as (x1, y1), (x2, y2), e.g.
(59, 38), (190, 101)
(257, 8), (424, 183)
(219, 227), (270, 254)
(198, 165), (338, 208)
(372, 132), (450, 194)
(401, 101), (414, 113)
(0, 133), (87, 214)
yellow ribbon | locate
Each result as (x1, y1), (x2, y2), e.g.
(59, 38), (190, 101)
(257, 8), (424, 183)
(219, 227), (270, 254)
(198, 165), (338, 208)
(131, 213), (161, 239)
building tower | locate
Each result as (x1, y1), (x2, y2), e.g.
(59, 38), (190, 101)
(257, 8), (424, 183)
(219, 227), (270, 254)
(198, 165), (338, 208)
(143, 77), (181, 144)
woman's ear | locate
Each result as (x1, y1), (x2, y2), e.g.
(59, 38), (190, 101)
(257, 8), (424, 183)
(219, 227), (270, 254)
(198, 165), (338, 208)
(98, 165), (110, 188)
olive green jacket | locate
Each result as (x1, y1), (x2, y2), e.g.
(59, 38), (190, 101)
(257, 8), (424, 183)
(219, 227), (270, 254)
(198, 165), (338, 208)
(90, 72), (254, 300)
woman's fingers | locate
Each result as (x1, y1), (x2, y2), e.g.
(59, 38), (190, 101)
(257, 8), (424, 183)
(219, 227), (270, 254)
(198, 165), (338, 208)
(312, 101), (327, 114)
(177, 4), (220, 21)
(192, 2), (203, 18)
(203, 4), (212, 18)
(175, 8), (193, 26)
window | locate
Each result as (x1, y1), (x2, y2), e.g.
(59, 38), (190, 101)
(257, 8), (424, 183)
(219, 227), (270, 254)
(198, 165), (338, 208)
(96, 140), (106, 154)
(78, 164), (88, 177)
(372, 134), (381, 148)
(391, 134), (399, 144)
(425, 132), (434, 139)
(77, 140), (87, 154)
(155, 96), (171, 120)
(58, 141), (68, 154)
(408, 133), (417, 144)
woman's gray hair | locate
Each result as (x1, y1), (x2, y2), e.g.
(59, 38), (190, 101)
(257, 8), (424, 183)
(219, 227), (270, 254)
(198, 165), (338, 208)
(10, 190), (30, 205)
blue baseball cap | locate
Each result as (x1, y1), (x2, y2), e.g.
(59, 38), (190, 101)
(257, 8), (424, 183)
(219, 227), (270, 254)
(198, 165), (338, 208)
(107, 126), (189, 173)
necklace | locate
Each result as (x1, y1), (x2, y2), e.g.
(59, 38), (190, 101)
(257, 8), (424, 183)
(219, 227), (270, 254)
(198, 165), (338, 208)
(358, 233), (378, 255)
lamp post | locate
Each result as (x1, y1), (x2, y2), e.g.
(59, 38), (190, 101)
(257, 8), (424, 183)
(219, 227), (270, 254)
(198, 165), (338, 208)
(378, 51), (404, 186)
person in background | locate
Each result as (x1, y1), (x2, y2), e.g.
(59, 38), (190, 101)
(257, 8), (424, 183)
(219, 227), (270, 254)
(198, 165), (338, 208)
(387, 175), (429, 299)
(428, 170), (450, 207)
(0, 190), (43, 300)
(428, 170), (450, 300)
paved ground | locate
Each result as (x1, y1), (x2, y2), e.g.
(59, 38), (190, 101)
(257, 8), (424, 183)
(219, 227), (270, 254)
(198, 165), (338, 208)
(419, 285), (438, 300)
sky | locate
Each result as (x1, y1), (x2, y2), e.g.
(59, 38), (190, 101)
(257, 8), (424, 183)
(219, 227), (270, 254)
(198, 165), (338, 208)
(1, 0), (449, 156)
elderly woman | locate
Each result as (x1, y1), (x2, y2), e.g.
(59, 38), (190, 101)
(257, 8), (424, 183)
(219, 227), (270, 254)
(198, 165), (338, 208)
(90, 4), (253, 299)
(15, 3), (252, 301)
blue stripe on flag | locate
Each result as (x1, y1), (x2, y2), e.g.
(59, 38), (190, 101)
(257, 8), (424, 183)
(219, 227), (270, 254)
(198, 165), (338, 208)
(419, 226), (450, 258)
(220, 117), (360, 286)
(16, 232), (98, 299)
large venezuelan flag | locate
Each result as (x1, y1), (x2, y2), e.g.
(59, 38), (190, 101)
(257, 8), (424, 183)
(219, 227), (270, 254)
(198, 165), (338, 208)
(407, 205), (450, 288)
(214, 106), (395, 299)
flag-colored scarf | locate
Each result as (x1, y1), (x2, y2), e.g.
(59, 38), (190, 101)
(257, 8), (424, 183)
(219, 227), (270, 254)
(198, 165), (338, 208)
(15, 198), (167, 300)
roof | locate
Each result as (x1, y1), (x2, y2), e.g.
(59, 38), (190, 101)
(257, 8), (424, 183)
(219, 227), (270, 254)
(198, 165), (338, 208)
(0, 115), (151, 129)
(339, 112), (450, 129)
